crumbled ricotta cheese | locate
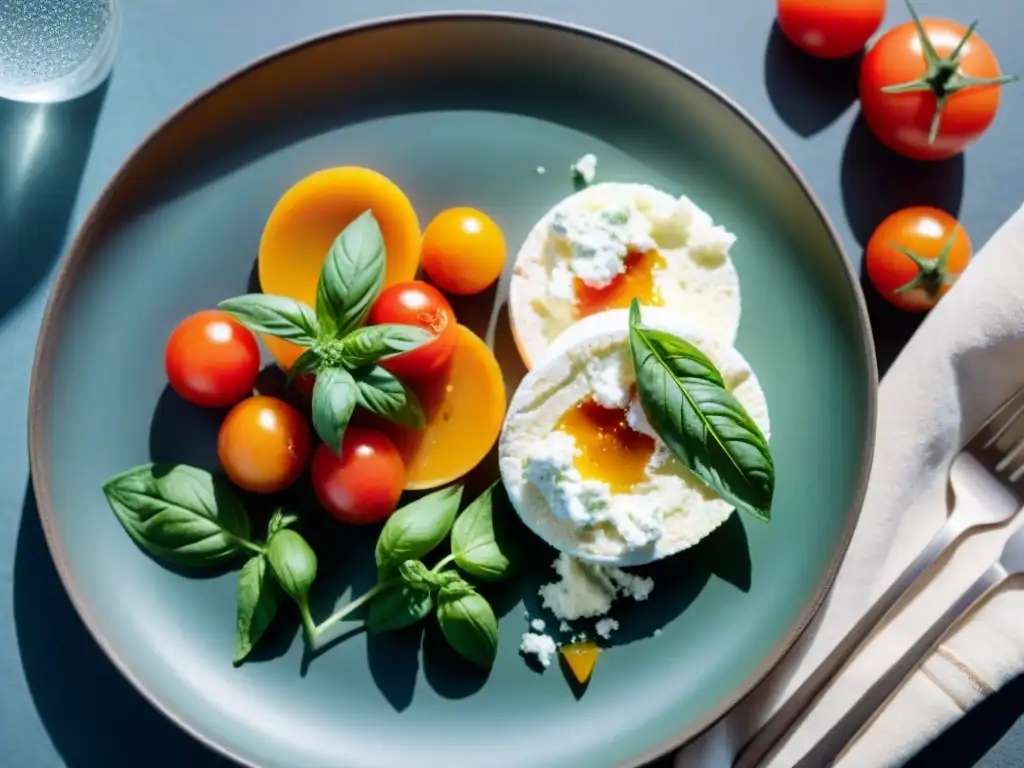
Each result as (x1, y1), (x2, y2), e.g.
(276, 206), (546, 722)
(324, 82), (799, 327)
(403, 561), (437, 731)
(520, 632), (558, 668)
(522, 430), (663, 550)
(530, 618), (546, 632)
(570, 153), (597, 184)
(539, 553), (654, 621)
(596, 618), (620, 639)
(536, 165), (547, 175)
(653, 628), (663, 638)
(548, 199), (655, 289)
(559, 621), (572, 633)
(585, 353), (631, 409)
(626, 397), (658, 439)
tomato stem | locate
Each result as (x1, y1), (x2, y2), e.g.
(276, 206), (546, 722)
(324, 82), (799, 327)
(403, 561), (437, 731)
(880, 0), (1019, 145)
(889, 227), (960, 296)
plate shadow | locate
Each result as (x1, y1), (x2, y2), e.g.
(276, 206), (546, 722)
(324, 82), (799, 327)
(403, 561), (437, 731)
(14, 483), (231, 767)
(0, 83), (107, 322)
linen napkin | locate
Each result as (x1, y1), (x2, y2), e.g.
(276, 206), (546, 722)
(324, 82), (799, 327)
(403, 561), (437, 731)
(675, 201), (1024, 768)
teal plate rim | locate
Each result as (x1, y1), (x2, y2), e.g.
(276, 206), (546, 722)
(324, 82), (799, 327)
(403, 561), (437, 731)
(27, 11), (879, 767)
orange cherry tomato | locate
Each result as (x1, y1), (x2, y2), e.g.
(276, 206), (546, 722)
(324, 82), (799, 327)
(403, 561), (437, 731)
(218, 396), (312, 493)
(367, 281), (457, 379)
(310, 429), (406, 524)
(165, 310), (260, 408)
(865, 206), (971, 312)
(860, 14), (1015, 160)
(777, 0), (885, 59)
(421, 207), (506, 295)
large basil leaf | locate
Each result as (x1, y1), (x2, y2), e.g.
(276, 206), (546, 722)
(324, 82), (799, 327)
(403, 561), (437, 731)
(450, 482), (525, 581)
(436, 587), (498, 669)
(352, 365), (425, 429)
(219, 294), (318, 347)
(316, 210), (386, 339)
(103, 463), (252, 567)
(375, 485), (463, 576)
(312, 367), (358, 456)
(339, 324), (433, 369)
(366, 582), (434, 634)
(628, 300), (774, 521)
(234, 554), (283, 664)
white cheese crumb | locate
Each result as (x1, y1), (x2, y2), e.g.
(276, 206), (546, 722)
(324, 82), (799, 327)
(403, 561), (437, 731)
(585, 353), (631, 410)
(560, 621), (572, 633)
(539, 553), (655, 621)
(520, 632), (558, 668)
(523, 432), (613, 527)
(596, 618), (620, 639)
(530, 618), (546, 632)
(549, 200), (655, 289)
(570, 153), (598, 184)
(654, 628), (663, 637)
(536, 165), (546, 175)
(626, 396), (658, 439)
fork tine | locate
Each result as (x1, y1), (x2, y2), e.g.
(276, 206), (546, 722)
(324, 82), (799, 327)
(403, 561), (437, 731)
(969, 386), (1024, 452)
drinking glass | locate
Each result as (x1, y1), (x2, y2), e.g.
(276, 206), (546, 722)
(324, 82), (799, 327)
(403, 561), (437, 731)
(0, 0), (120, 103)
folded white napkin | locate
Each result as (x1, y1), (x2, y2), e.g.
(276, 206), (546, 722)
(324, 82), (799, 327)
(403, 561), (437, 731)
(675, 201), (1024, 768)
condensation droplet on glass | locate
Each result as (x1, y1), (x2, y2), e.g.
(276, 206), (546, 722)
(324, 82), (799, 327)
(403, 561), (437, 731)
(0, 0), (117, 101)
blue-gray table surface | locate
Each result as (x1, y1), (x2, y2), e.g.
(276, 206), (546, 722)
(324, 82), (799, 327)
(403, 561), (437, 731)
(2, 1), (1022, 766)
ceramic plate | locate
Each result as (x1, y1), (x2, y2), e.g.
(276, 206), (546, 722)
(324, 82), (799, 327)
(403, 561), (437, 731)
(29, 14), (877, 768)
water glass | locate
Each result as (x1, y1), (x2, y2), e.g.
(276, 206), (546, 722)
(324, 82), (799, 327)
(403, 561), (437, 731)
(0, 0), (120, 103)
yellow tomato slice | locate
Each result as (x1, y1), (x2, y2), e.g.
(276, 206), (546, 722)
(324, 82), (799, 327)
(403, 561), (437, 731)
(257, 167), (421, 367)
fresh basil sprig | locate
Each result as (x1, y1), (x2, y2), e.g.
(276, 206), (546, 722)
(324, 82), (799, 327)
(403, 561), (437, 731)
(628, 299), (775, 521)
(450, 482), (524, 581)
(103, 463), (258, 567)
(375, 485), (463, 576)
(436, 586), (499, 669)
(219, 211), (431, 455)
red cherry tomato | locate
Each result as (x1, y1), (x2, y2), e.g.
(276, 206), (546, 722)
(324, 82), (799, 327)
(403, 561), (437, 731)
(777, 0), (885, 59)
(165, 310), (260, 408)
(310, 428), (405, 524)
(860, 12), (1015, 160)
(218, 396), (312, 493)
(367, 281), (458, 379)
(865, 206), (971, 311)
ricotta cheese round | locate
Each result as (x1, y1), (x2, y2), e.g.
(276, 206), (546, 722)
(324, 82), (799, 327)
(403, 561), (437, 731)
(499, 308), (770, 566)
(508, 182), (742, 369)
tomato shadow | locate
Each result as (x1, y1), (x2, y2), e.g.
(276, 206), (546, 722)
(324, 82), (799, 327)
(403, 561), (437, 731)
(148, 384), (224, 472)
(840, 114), (965, 247)
(763, 22), (861, 137)
(13, 483), (232, 768)
(858, 259), (925, 375)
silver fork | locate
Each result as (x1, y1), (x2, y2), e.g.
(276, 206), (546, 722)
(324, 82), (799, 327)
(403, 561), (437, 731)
(735, 386), (1024, 768)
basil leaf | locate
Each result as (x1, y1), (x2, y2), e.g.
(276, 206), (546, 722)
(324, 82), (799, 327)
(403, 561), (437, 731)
(312, 367), (358, 456)
(628, 300), (774, 521)
(234, 554), (282, 664)
(375, 485), (463, 576)
(287, 348), (321, 382)
(268, 509), (298, 536)
(352, 365), (425, 429)
(339, 324), (434, 369)
(451, 482), (525, 582)
(366, 583), (434, 634)
(266, 529), (318, 606)
(436, 588), (498, 669)
(316, 210), (385, 338)
(103, 463), (251, 567)
(219, 294), (318, 347)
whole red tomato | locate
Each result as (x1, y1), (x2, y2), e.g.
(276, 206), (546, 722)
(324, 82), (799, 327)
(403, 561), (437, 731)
(860, 5), (1017, 160)
(866, 206), (971, 311)
(218, 396), (312, 493)
(367, 281), (457, 379)
(165, 310), (260, 408)
(777, 0), (886, 59)
(310, 428), (406, 524)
